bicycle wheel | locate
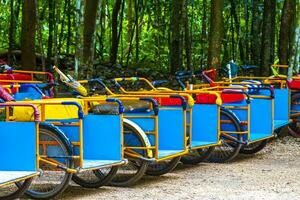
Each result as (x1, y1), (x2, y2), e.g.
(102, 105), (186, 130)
(288, 93), (300, 137)
(0, 178), (32, 200)
(239, 140), (268, 154)
(180, 147), (214, 165)
(207, 108), (243, 163)
(146, 156), (181, 176)
(17, 124), (73, 199)
(72, 167), (118, 188)
(110, 119), (149, 186)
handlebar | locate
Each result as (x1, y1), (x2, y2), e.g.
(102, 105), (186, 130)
(139, 98), (159, 115)
(86, 79), (114, 95)
(106, 98), (125, 114)
(4, 69), (55, 83)
(169, 95), (187, 110)
(175, 71), (203, 90)
(249, 86), (275, 99)
(61, 101), (84, 119)
(113, 77), (157, 92)
(152, 80), (169, 87)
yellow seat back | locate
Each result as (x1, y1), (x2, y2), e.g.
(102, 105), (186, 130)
(12, 98), (85, 121)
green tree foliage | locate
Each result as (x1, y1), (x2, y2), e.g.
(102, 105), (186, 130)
(0, 0), (298, 78)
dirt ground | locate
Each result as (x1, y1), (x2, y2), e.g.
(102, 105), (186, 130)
(60, 136), (300, 200)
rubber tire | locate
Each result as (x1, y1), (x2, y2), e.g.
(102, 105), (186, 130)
(288, 125), (300, 138)
(0, 178), (33, 200)
(145, 156), (181, 176)
(110, 121), (149, 186)
(288, 93), (300, 137)
(207, 108), (243, 163)
(21, 125), (73, 199)
(180, 147), (214, 165)
(72, 166), (118, 188)
(239, 140), (268, 154)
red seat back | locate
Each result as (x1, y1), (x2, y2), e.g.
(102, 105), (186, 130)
(287, 80), (300, 90)
(153, 97), (184, 106)
(195, 93), (245, 104)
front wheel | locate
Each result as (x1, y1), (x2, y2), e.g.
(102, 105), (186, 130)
(207, 108), (243, 163)
(146, 157), (181, 176)
(72, 166), (118, 188)
(180, 147), (214, 165)
(288, 124), (300, 138)
(17, 125), (73, 199)
(239, 140), (268, 154)
(0, 178), (32, 200)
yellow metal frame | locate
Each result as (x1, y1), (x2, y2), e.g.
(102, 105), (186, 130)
(3, 99), (127, 173)
(111, 77), (228, 150)
(1, 69), (52, 81)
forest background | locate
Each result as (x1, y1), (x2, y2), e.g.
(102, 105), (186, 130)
(0, 0), (299, 80)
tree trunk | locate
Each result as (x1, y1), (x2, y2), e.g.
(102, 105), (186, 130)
(58, 1), (68, 54)
(261, 0), (276, 76)
(66, 0), (71, 54)
(208, 0), (224, 69)
(230, 0), (244, 63)
(154, 0), (161, 65)
(21, 0), (36, 70)
(182, 0), (192, 71)
(135, 0), (140, 62)
(118, 0), (126, 63)
(251, 0), (262, 66)
(74, 0), (84, 78)
(36, 0), (46, 71)
(53, 1), (61, 66)
(279, 0), (296, 65)
(170, 0), (184, 73)
(47, 0), (55, 67)
(127, 0), (134, 44)
(82, 0), (100, 78)
(8, 0), (15, 65)
(98, 0), (106, 60)
(200, 0), (207, 67)
(110, 0), (122, 65)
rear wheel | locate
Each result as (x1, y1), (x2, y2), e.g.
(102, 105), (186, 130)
(17, 125), (73, 199)
(180, 147), (214, 165)
(239, 140), (268, 154)
(288, 125), (300, 138)
(0, 178), (32, 200)
(146, 156), (181, 176)
(72, 167), (118, 188)
(207, 109), (243, 163)
(110, 120), (149, 186)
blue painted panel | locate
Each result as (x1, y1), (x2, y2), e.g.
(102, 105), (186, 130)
(14, 92), (43, 100)
(125, 112), (155, 144)
(58, 125), (80, 155)
(223, 101), (248, 132)
(191, 104), (219, 147)
(260, 88), (289, 127)
(125, 112), (155, 133)
(83, 114), (122, 161)
(158, 109), (185, 151)
(274, 88), (289, 122)
(58, 126), (80, 142)
(249, 98), (273, 141)
(0, 122), (36, 171)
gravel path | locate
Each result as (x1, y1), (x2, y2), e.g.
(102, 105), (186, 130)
(60, 136), (300, 200)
